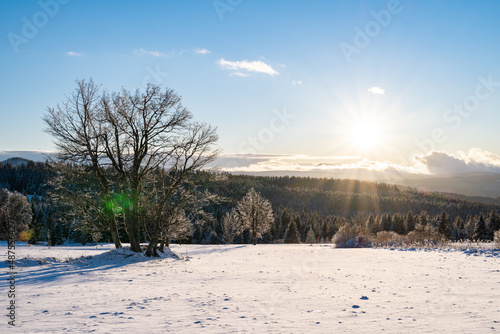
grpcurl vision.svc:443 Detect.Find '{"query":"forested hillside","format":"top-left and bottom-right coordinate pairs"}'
top-left (193, 173), bottom-right (500, 244)
top-left (1, 162), bottom-right (499, 245)
top-left (0, 160), bottom-right (55, 195)
top-left (200, 173), bottom-right (495, 218)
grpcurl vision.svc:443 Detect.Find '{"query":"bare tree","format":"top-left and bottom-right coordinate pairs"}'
top-left (44, 79), bottom-right (218, 253)
top-left (236, 188), bottom-right (274, 245)
top-left (43, 80), bottom-right (122, 249)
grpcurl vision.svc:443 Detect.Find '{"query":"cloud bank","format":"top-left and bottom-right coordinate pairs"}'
top-left (212, 154), bottom-right (422, 176)
top-left (414, 148), bottom-right (500, 174)
top-left (212, 148), bottom-right (500, 177)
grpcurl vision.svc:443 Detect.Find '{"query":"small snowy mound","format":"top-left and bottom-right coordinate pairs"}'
top-left (17, 246), bottom-right (183, 268)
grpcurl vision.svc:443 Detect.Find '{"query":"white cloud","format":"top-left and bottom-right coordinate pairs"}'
top-left (217, 58), bottom-right (279, 76)
top-left (368, 86), bottom-right (386, 95)
top-left (292, 80), bottom-right (303, 86)
top-left (66, 51), bottom-right (82, 57)
top-left (413, 148), bottom-right (500, 175)
top-left (230, 72), bottom-right (250, 77)
top-left (134, 48), bottom-right (167, 57)
top-left (194, 48), bottom-right (211, 54)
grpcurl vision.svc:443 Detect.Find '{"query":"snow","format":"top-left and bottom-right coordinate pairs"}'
top-left (1, 242), bottom-right (499, 333)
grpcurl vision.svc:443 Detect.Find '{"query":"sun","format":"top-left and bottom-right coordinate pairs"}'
top-left (350, 121), bottom-right (381, 151)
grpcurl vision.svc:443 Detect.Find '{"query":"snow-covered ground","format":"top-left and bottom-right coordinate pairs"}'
top-left (1, 242), bottom-right (499, 333)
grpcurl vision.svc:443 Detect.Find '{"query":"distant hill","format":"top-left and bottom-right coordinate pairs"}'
top-left (198, 173), bottom-right (500, 220)
top-left (231, 170), bottom-right (500, 199)
top-left (384, 173), bottom-right (500, 199)
top-left (1, 157), bottom-right (32, 167)
top-left (0, 150), bottom-right (52, 162)
top-left (434, 192), bottom-right (500, 206)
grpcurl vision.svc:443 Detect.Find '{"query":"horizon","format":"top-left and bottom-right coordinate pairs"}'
top-left (2, 1), bottom-right (500, 178)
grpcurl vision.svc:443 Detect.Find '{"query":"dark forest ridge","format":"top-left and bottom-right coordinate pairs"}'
top-left (229, 169), bottom-right (500, 199)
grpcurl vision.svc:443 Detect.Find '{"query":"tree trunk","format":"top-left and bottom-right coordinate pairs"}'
top-left (128, 187), bottom-right (142, 252)
top-left (127, 216), bottom-right (141, 252)
top-left (146, 234), bottom-right (159, 257)
top-left (108, 216), bottom-right (122, 249)
top-left (103, 195), bottom-right (122, 249)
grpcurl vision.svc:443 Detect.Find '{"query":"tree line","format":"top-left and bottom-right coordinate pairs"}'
top-left (2, 163), bottom-right (499, 248)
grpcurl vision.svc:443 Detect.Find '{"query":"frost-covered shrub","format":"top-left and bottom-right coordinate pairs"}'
top-left (344, 237), bottom-right (356, 248)
top-left (354, 234), bottom-right (371, 248)
top-left (374, 231), bottom-right (405, 247)
top-left (332, 224), bottom-right (371, 248)
top-left (494, 230), bottom-right (500, 248)
top-left (406, 224), bottom-right (447, 246)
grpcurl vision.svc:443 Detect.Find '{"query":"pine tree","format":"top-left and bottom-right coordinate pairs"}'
top-left (280, 210), bottom-right (291, 239)
top-left (285, 219), bottom-right (300, 243)
top-left (392, 213), bottom-right (405, 235)
top-left (451, 216), bottom-right (465, 241)
top-left (437, 211), bottom-right (450, 238)
top-left (366, 214), bottom-right (378, 234)
top-left (381, 214), bottom-right (391, 231)
top-left (488, 210), bottom-right (500, 239)
top-left (305, 226), bottom-right (316, 244)
top-left (404, 211), bottom-right (416, 234)
top-left (464, 216), bottom-right (475, 240)
top-left (419, 211), bottom-right (429, 226)
top-left (474, 214), bottom-right (488, 241)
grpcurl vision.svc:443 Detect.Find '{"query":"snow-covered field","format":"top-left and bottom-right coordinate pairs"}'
top-left (1, 242), bottom-right (499, 333)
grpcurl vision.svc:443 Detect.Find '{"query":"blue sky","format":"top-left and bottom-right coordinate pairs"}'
top-left (2, 0), bottom-right (500, 174)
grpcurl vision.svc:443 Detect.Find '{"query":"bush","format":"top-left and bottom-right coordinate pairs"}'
top-left (332, 224), bottom-right (371, 248)
top-left (373, 231), bottom-right (405, 247)
top-left (494, 230), bottom-right (500, 248)
top-left (406, 224), bottom-right (447, 246)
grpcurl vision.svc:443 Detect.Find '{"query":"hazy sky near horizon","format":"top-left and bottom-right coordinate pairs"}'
top-left (2, 0), bottom-right (500, 174)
